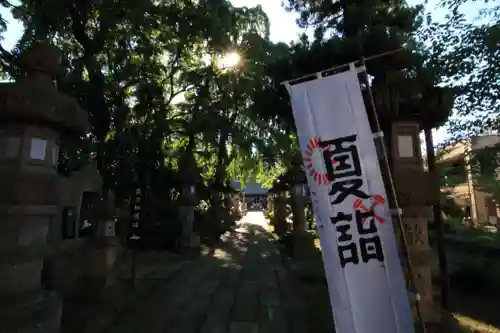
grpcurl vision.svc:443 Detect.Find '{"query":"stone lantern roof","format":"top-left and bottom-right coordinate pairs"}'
top-left (370, 71), bottom-right (454, 130)
top-left (0, 41), bottom-right (90, 135)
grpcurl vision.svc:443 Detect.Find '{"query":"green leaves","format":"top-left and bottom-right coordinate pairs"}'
top-left (419, 0), bottom-right (499, 142)
top-left (470, 143), bottom-right (500, 200)
top-left (0, 0), bottom-right (281, 199)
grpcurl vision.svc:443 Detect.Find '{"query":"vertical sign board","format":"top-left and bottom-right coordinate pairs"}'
top-left (285, 65), bottom-right (414, 333)
top-left (129, 187), bottom-right (142, 245)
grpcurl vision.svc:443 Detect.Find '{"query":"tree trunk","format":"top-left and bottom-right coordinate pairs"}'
top-left (211, 130), bottom-right (229, 237)
top-left (425, 129), bottom-right (449, 309)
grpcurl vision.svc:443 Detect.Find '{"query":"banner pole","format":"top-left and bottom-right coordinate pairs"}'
top-left (357, 56), bottom-right (428, 333)
top-left (281, 48), bottom-right (404, 86)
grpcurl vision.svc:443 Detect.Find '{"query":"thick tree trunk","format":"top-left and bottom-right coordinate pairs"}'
top-left (211, 130), bottom-right (229, 237)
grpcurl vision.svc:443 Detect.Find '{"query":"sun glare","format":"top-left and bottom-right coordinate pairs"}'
top-left (220, 51), bottom-right (240, 69)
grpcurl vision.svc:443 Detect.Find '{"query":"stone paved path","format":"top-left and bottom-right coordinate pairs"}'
top-left (104, 213), bottom-right (309, 333)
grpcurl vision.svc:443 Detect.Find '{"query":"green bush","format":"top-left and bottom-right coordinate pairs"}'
top-left (450, 257), bottom-right (500, 295)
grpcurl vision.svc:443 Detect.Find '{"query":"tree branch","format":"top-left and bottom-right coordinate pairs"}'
top-left (0, 44), bottom-right (13, 65)
top-left (68, 3), bottom-right (91, 52)
top-left (165, 46), bottom-right (183, 105)
top-left (94, 5), bottom-right (116, 52)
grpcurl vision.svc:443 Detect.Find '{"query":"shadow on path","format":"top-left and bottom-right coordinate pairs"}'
top-left (99, 216), bottom-right (309, 333)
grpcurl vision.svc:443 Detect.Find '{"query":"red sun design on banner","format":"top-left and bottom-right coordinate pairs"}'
top-left (354, 194), bottom-right (386, 224)
top-left (303, 137), bottom-right (338, 185)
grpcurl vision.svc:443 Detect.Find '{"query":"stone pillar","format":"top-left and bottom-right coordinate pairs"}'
top-left (290, 154), bottom-right (315, 259)
top-left (241, 193), bottom-right (247, 215)
top-left (82, 191), bottom-right (120, 301)
top-left (233, 194), bottom-right (242, 218)
top-left (291, 184), bottom-right (316, 259)
top-left (391, 121), bottom-right (439, 325)
top-left (179, 186), bottom-right (199, 248)
top-left (222, 191), bottom-right (233, 228)
top-left (117, 199), bottom-right (131, 246)
top-left (179, 151), bottom-right (200, 248)
top-left (291, 184), bottom-right (307, 235)
top-left (273, 192), bottom-right (288, 238)
top-left (208, 185), bottom-right (220, 233)
top-left (0, 42), bottom-right (90, 332)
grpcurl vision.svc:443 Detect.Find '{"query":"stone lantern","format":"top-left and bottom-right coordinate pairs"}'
top-left (178, 150), bottom-right (201, 248)
top-left (83, 190), bottom-right (120, 300)
top-left (230, 188), bottom-right (244, 219)
top-left (269, 176), bottom-right (289, 238)
top-left (369, 66), bottom-right (453, 328)
top-left (265, 190), bottom-right (274, 218)
top-left (290, 153), bottom-right (307, 229)
top-left (0, 42), bottom-right (90, 332)
top-left (289, 152), bottom-right (315, 259)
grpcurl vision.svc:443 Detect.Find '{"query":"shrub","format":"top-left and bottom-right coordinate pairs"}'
top-left (450, 257), bottom-right (500, 295)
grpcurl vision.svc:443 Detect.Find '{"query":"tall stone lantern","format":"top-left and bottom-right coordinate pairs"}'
top-left (0, 42), bottom-right (90, 332)
top-left (370, 68), bottom-right (453, 329)
top-left (289, 152), bottom-right (314, 259)
top-left (83, 190), bottom-right (120, 301)
top-left (269, 177), bottom-right (288, 238)
top-left (178, 150), bottom-right (201, 248)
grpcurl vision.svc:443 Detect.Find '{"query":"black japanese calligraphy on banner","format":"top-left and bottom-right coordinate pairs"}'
top-left (355, 209), bottom-right (385, 264)
top-left (331, 212), bottom-right (359, 266)
top-left (329, 179), bottom-right (370, 205)
top-left (320, 135), bottom-right (362, 180)
top-left (319, 134), bottom-right (385, 268)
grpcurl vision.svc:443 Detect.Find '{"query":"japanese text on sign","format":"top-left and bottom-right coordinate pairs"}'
top-left (130, 188), bottom-right (141, 241)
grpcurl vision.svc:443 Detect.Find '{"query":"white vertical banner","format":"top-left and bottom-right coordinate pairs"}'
top-left (285, 65), bottom-right (414, 333)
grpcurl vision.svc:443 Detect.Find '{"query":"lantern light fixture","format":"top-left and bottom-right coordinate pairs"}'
top-left (29, 138), bottom-right (47, 161)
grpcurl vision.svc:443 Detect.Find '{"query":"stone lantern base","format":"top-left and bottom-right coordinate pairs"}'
top-left (0, 290), bottom-right (62, 333)
top-left (289, 233), bottom-right (326, 283)
top-left (293, 232), bottom-right (318, 260)
top-left (178, 205), bottom-right (199, 248)
top-left (273, 216), bottom-right (288, 238)
top-left (82, 236), bottom-right (121, 301)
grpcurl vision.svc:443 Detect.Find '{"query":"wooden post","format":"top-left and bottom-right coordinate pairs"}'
top-left (425, 128), bottom-right (449, 309)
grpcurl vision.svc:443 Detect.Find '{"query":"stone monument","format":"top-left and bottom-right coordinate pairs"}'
top-left (0, 41), bottom-right (90, 332)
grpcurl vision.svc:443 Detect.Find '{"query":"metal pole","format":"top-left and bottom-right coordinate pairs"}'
top-left (281, 48), bottom-right (404, 86)
top-left (425, 128), bottom-right (449, 309)
top-left (357, 57), bottom-right (427, 333)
